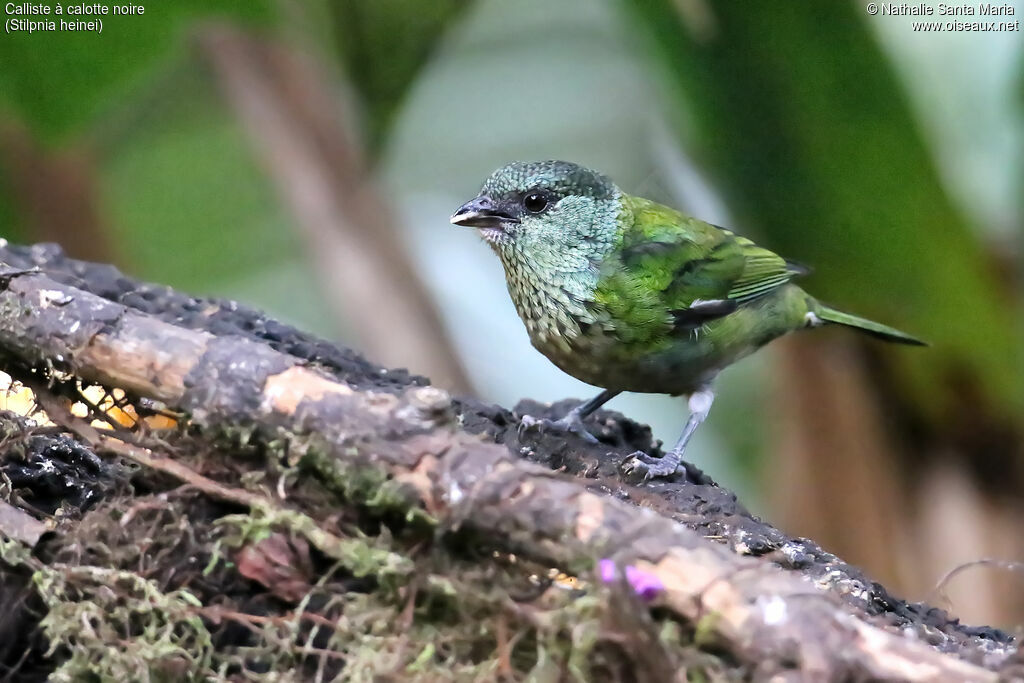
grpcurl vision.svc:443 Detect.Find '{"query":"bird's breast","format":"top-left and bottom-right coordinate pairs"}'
top-left (503, 266), bottom-right (593, 351)
top-left (497, 252), bottom-right (727, 393)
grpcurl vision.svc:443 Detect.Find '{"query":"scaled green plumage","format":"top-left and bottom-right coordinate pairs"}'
top-left (452, 160), bottom-right (923, 480)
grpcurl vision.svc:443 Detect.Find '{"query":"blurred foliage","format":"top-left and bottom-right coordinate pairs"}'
top-left (626, 0), bottom-right (1023, 421)
top-left (100, 69), bottom-right (300, 290)
top-left (0, 2), bottom-right (342, 336)
top-left (0, 1), bottom-right (275, 142)
top-left (327, 0), bottom-right (469, 153)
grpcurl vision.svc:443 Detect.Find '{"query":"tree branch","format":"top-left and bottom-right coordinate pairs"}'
top-left (0, 242), bottom-right (1017, 680)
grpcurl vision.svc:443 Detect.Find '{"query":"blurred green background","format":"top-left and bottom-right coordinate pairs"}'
top-left (1, 0), bottom-right (1021, 626)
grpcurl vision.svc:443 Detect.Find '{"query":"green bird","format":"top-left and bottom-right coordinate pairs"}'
top-left (451, 161), bottom-right (924, 480)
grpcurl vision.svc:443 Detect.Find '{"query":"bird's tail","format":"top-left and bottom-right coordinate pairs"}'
top-left (813, 303), bottom-right (927, 346)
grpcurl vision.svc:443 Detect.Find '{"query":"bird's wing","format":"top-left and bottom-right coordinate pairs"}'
top-left (596, 196), bottom-right (801, 334)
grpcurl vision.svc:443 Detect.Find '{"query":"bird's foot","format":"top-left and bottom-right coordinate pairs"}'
top-left (518, 412), bottom-right (599, 444)
top-left (620, 450), bottom-right (685, 483)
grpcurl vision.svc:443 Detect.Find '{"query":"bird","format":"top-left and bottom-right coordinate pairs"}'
top-left (450, 160), bottom-right (925, 481)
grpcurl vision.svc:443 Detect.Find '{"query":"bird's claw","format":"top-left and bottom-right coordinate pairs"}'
top-left (518, 413), bottom-right (600, 444)
top-left (620, 450), bottom-right (685, 483)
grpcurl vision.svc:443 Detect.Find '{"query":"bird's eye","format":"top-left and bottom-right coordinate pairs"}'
top-left (523, 192), bottom-right (549, 213)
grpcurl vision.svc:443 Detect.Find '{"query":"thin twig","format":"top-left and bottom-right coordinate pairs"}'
top-left (931, 559), bottom-right (1024, 604)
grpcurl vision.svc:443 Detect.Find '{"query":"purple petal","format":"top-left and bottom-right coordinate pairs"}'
top-left (625, 564), bottom-right (664, 601)
top-left (597, 558), bottom-right (618, 583)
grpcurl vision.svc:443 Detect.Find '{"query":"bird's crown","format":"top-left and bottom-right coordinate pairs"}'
top-left (481, 160), bottom-right (615, 200)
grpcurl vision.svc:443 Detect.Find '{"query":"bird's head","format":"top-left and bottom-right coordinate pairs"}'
top-left (451, 161), bottom-right (622, 262)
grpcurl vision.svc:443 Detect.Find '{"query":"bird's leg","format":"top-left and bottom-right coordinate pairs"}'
top-left (519, 389), bottom-right (620, 444)
top-left (622, 387), bottom-right (715, 481)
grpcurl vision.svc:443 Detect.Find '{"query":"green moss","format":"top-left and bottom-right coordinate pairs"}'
top-left (33, 564), bottom-right (214, 682)
top-left (297, 443), bottom-right (438, 528)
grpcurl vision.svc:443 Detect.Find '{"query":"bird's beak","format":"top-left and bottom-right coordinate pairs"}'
top-left (450, 196), bottom-right (517, 229)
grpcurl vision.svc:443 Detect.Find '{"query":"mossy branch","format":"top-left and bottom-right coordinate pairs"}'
top-left (0, 244), bottom-right (1017, 681)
